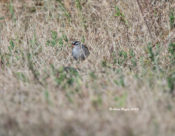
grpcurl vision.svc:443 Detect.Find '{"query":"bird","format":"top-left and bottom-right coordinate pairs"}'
top-left (72, 41), bottom-right (90, 61)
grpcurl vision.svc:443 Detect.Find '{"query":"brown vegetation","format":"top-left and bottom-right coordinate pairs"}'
top-left (0, 0), bottom-right (175, 136)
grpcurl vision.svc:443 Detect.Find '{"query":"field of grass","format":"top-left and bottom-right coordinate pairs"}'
top-left (0, 0), bottom-right (175, 136)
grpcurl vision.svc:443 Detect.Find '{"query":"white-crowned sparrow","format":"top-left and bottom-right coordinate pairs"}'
top-left (72, 41), bottom-right (90, 60)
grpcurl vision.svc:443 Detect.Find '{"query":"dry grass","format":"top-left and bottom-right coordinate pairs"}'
top-left (0, 0), bottom-right (175, 136)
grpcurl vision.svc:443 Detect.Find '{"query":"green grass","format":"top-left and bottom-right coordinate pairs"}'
top-left (169, 10), bottom-right (175, 29)
top-left (47, 31), bottom-right (68, 47)
top-left (9, 0), bottom-right (15, 19)
top-left (115, 6), bottom-right (128, 25)
top-left (168, 42), bottom-right (175, 65)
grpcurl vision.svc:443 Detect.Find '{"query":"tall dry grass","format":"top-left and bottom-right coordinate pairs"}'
top-left (0, 0), bottom-right (175, 136)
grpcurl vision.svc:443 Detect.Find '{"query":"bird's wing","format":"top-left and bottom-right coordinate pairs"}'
top-left (82, 45), bottom-right (90, 55)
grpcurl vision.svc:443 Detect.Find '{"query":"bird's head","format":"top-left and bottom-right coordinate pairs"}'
top-left (72, 41), bottom-right (81, 47)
